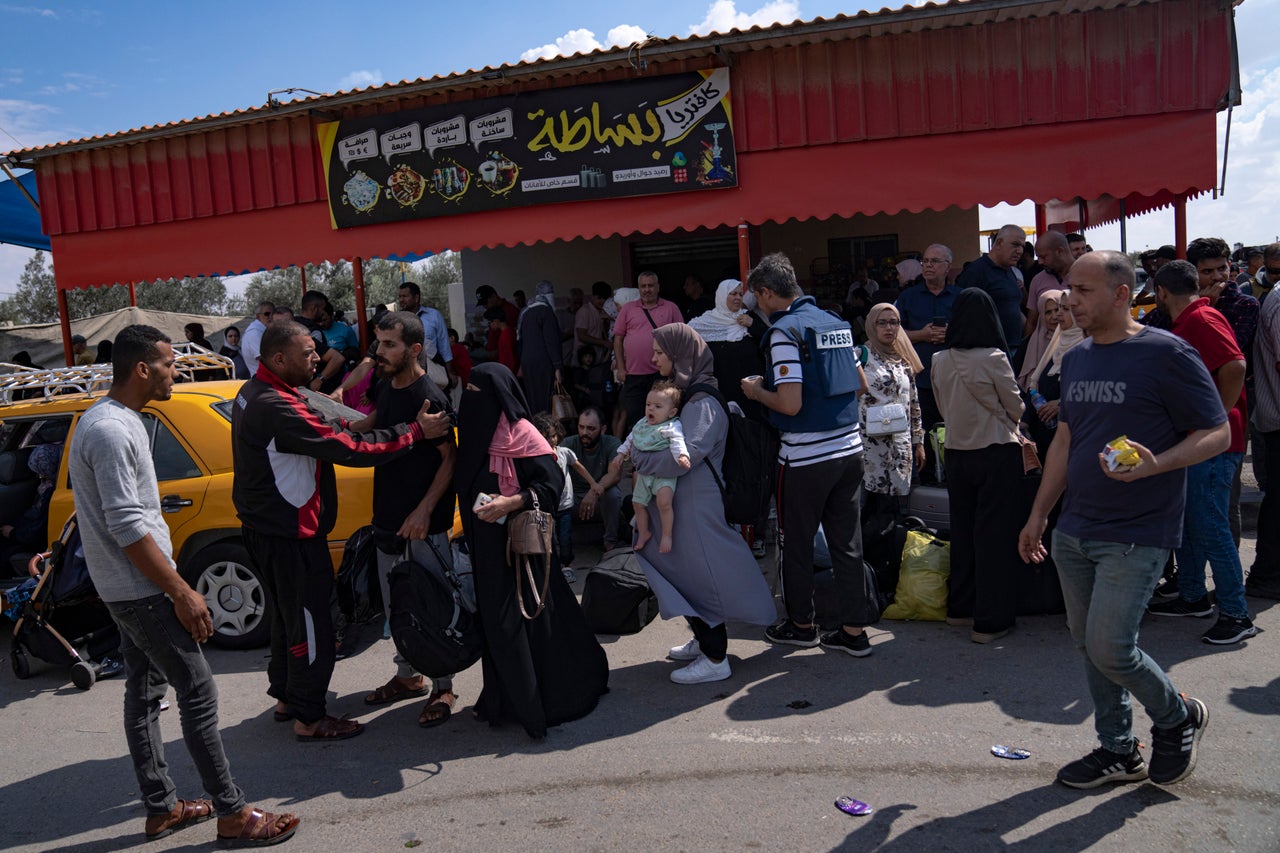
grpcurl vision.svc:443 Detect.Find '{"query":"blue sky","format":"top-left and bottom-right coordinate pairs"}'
top-left (2, 0), bottom-right (1278, 297)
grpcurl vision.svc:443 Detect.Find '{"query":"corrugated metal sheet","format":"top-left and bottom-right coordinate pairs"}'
top-left (28, 0), bottom-right (1233, 245)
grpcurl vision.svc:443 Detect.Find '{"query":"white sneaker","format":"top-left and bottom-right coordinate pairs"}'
top-left (670, 654), bottom-right (731, 684)
top-left (668, 638), bottom-right (701, 661)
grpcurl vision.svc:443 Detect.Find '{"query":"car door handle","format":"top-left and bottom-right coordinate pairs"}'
top-left (160, 495), bottom-right (194, 513)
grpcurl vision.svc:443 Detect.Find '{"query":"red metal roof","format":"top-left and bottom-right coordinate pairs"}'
top-left (12, 0), bottom-right (1237, 288)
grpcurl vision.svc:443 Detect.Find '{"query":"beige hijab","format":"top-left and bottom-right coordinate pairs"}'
top-left (1018, 289), bottom-right (1063, 390)
top-left (865, 303), bottom-right (923, 375)
top-left (1027, 303), bottom-right (1086, 390)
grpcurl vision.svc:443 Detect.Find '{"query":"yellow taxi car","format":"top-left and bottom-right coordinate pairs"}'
top-left (0, 349), bottom-right (453, 650)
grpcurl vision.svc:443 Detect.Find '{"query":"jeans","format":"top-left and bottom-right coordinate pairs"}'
top-left (105, 594), bottom-right (247, 818)
top-left (1052, 531), bottom-right (1188, 754)
top-left (375, 533), bottom-right (454, 689)
top-left (554, 510), bottom-right (574, 566)
top-left (1177, 452), bottom-right (1248, 619)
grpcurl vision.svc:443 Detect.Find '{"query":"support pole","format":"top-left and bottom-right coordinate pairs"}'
top-left (128, 281), bottom-right (137, 307)
top-left (57, 287), bottom-right (73, 366)
top-left (353, 257), bottom-right (368, 353)
top-left (1034, 203), bottom-right (1047, 238)
top-left (1119, 199), bottom-right (1128, 254)
top-left (737, 222), bottom-right (751, 287)
top-left (300, 265), bottom-right (307, 295)
top-left (1174, 196), bottom-right (1188, 259)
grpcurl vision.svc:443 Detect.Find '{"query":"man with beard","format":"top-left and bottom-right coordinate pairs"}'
top-left (347, 313), bottom-right (460, 726)
top-left (561, 407), bottom-right (623, 556)
top-left (232, 321), bottom-right (450, 741)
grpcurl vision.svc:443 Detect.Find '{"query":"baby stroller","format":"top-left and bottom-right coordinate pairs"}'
top-left (9, 515), bottom-right (121, 689)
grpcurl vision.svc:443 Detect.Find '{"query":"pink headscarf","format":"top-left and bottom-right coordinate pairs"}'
top-left (488, 414), bottom-right (553, 497)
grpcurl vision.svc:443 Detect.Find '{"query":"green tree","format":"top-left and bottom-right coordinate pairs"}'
top-left (2, 250), bottom-right (58, 323)
top-left (136, 276), bottom-right (229, 315)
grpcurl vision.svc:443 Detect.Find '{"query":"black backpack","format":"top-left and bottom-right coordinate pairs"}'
top-left (388, 540), bottom-right (482, 678)
top-left (580, 547), bottom-right (658, 635)
top-left (684, 383), bottom-right (779, 526)
top-left (335, 526), bottom-right (382, 625)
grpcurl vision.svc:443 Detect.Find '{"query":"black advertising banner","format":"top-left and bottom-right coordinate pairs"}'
top-left (317, 69), bottom-right (736, 229)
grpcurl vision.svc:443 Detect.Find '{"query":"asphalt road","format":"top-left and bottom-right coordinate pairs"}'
top-left (2, 497), bottom-right (1277, 852)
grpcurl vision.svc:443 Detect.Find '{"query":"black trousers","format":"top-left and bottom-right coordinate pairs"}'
top-left (687, 617), bottom-right (728, 661)
top-left (242, 528), bottom-right (335, 725)
top-left (945, 444), bottom-right (1022, 634)
top-left (621, 373), bottom-right (658, 435)
top-left (1250, 428), bottom-right (1280, 589)
top-left (778, 453), bottom-right (874, 628)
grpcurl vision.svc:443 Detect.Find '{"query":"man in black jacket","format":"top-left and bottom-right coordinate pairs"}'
top-left (231, 321), bottom-right (450, 742)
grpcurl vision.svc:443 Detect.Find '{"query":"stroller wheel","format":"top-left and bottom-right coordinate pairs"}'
top-left (70, 660), bottom-right (96, 690)
top-left (11, 650), bottom-right (30, 679)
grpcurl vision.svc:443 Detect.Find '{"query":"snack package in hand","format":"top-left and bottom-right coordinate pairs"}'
top-left (1102, 436), bottom-right (1141, 472)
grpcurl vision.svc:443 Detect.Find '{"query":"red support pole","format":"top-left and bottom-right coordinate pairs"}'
top-left (300, 265), bottom-right (307, 295)
top-left (353, 257), bottom-right (368, 353)
top-left (737, 222), bottom-right (751, 286)
top-left (57, 287), bottom-right (73, 366)
top-left (1034, 203), bottom-right (1047, 238)
top-left (1174, 195), bottom-right (1188, 259)
top-left (128, 281), bottom-right (137, 307)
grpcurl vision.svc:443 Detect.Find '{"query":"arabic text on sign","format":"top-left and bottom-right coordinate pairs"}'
top-left (612, 166), bottom-right (671, 183)
top-left (526, 102), bottom-right (662, 154)
top-left (521, 175), bottom-right (582, 192)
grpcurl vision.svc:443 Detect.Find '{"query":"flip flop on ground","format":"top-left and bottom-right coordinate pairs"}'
top-left (363, 676), bottom-right (429, 706)
top-left (216, 807), bottom-right (300, 849)
top-left (294, 716), bottom-right (364, 742)
top-left (419, 689), bottom-right (457, 728)
top-left (144, 798), bottom-right (214, 840)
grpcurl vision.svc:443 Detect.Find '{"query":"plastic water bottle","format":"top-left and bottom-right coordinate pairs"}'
top-left (1029, 389), bottom-right (1056, 428)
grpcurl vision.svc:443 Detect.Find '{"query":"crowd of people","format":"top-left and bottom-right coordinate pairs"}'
top-left (57, 231), bottom-right (1279, 843)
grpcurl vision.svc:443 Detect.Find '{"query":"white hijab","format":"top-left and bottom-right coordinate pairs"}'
top-left (688, 279), bottom-right (749, 342)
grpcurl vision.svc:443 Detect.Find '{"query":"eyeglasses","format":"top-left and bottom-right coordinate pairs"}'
top-left (874, 319), bottom-right (901, 328)
top-left (921, 258), bottom-right (949, 265)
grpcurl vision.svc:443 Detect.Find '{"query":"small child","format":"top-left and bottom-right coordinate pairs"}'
top-left (575, 345), bottom-right (605, 410)
top-left (532, 413), bottom-right (601, 583)
top-left (609, 381), bottom-right (690, 554)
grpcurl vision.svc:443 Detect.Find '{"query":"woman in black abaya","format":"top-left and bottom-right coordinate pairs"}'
top-left (455, 363), bottom-right (608, 738)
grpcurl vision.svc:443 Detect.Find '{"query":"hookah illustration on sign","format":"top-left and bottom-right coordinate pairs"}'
top-left (700, 122), bottom-right (733, 184)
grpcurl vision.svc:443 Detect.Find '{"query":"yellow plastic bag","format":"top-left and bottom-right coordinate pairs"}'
top-left (882, 528), bottom-right (950, 621)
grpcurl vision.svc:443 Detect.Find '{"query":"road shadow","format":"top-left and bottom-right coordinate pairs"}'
top-left (834, 781), bottom-right (1178, 852)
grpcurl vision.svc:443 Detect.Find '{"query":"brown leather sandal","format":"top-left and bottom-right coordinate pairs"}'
top-left (295, 715), bottom-right (364, 742)
top-left (418, 689), bottom-right (458, 728)
top-left (145, 797), bottom-right (214, 840)
top-left (364, 676), bottom-right (429, 706)
top-left (216, 807), bottom-right (300, 849)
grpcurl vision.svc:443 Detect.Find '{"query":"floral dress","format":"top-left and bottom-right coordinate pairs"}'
top-left (858, 349), bottom-right (924, 496)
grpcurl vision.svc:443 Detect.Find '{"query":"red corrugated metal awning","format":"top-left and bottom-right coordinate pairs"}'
top-left (44, 110), bottom-right (1216, 289)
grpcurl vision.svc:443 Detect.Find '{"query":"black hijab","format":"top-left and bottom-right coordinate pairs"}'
top-left (455, 362), bottom-right (533, 499)
top-left (944, 287), bottom-right (1009, 352)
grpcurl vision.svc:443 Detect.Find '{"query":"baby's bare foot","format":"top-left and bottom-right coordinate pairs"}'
top-left (659, 535), bottom-right (673, 553)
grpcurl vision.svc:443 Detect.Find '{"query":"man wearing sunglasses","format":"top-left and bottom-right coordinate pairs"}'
top-left (241, 300), bottom-right (275, 379)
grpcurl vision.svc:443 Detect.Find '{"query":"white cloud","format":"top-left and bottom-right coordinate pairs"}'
top-left (688, 0), bottom-right (800, 36)
top-left (0, 98), bottom-right (75, 150)
top-left (338, 69), bottom-right (383, 91)
top-left (606, 24), bottom-right (650, 48)
top-left (0, 245), bottom-right (37, 299)
top-left (0, 5), bottom-right (56, 17)
top-left (519, 23), bottom-right (652, 63)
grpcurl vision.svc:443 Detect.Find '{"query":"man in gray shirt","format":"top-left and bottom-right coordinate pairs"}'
top-left (68, 325), bottom-right (298, 847)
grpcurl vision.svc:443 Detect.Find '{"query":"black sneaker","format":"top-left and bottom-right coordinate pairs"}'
top-left (1147, 596), bottom-right (1214, 618)
top-left (819, 629), bottom-right (872, 657)
top-left (1201, 615), bottom-right (1259, 645)
top-left (1150, 574), bottom-right (1181, 602)
top-left (1148, 695), bottom-right (1208, 785)
top-left (1056, 746), bottom-right (1148, 789)
top-left (764, 619), bottom-right (819, 648)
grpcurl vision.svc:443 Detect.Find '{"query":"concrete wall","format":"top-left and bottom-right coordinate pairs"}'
top-left (459, 207), bottom-right (980, 300)
top-left (460, 236), bottom-right (623, 302)
top-left (759, 207), bottom-right (980, 289)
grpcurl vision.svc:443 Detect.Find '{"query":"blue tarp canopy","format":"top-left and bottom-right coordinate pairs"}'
top-left (0, 171), bottom-right (49, 251)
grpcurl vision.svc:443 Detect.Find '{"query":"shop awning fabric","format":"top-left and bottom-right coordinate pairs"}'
top-left (0, 172), bottom-right (48, 251)
top-left (42, 109), bottom-right (1216, 290)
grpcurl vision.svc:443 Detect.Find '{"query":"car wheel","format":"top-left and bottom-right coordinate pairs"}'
top-left (11, 650), bottom-right (30, 679)
top-left (185, 542), bottom-right (272, 649)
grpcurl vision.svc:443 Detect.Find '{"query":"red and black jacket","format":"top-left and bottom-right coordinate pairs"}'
top-left (231, 366), bottom-right (423, 540)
